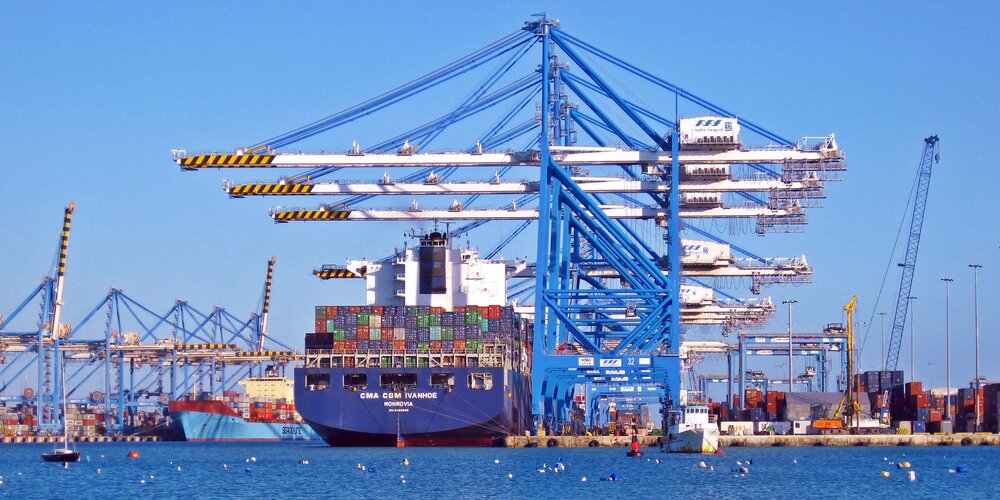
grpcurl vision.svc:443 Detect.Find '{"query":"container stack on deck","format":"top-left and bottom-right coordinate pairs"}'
top-left (307, 305), bottom-right (519, 356)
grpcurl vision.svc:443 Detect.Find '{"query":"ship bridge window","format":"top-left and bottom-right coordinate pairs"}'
top-left (305, 373), bottom-right (330, 391)
top-left (430, 373), bottom-right (455, 391)
top-left (381, 373), bottom-right (418, 391)
top-left (343, 373), bottom-right (367, 391)
top-left (467, 372), bottom-right (493, 391)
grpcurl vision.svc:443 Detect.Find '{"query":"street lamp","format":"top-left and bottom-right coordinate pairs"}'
top-left (969, 264), bottom-right (982, 431)
top-left (782, 299), bottom-right (797, 393)
top-left (908, 296), bottom-right (917, 383)
top-left (942, 278), bottom-right (953, 422)
top-left (878, 312), bottom-right (887, 371)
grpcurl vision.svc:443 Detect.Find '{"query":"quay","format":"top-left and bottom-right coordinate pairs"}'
top-left (0, 435), bottom-right (160, 444)
top-left (503, 433), bottom-right (999, 448)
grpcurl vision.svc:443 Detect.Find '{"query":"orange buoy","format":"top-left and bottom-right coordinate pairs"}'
top-left (127, 451), bottom-right (140, 459)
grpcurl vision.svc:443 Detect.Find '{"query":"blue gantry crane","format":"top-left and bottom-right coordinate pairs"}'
top-left (884, 136), bottom-right (939, 371)
top-left (171, 15), bottom-right (846, 432)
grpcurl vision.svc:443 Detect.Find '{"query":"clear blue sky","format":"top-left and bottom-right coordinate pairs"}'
top-left (1, 2), bottom-right (996, 394)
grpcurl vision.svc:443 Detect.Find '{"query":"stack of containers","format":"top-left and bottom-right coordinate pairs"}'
top-left (956, 387), bottom-right (985, 432)
top-left (309, 305), bottom-right (519, 359)
top-left (743, 388), bottom-right (763, 411)
top-left (765, 391), bottom-right (786, 420)
top-left (984, 383), bottom-right (1000, 433)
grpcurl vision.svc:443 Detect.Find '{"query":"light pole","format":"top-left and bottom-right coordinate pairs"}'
top-left (969, 264), bottom-right (982, 431)
top-left (878, 312), bottom-right (887, 371)
top-left (908, 296), bottom-right (917, 382)
top-left (783, 299), bottom-right (797, 393)
top-left (942, 278), bottom-right (953, 422)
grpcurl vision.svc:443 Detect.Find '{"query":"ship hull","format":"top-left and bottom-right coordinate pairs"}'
top-left (664, 427), bottom-right (720, 453)
top-left (171, 402), bottom-right (319, 442)
top-left (295, 366), bottom-right (530, 447)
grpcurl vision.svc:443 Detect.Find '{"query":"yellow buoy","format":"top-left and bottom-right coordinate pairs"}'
top-left (880, 471), bottom-right (890, 477)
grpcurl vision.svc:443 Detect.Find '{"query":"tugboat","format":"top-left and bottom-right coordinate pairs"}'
top-left (662, 405), bottom-right (719, 454)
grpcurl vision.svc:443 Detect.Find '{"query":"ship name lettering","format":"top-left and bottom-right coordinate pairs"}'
top-left (359, 392), bottom-right (380, 399)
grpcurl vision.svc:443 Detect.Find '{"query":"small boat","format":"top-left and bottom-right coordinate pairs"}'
top-left (662, 405), bottom-right (720, 454)
top-left (42, 448), bottom-right (80, 463)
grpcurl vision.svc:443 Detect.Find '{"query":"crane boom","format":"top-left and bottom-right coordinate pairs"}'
top-left (257, 256), bottom-right (276, 351)
top-left (884, 136), bottom-right (939, 370)
top-left (49, 202), bottom-right (76, 339)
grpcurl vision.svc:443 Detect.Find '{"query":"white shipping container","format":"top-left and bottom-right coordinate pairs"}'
top-left (679, 117), bottom-right (741, 146)
top-left (680, 240), bottom-right (731, 266)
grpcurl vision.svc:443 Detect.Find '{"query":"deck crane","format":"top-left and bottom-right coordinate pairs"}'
top-left (884, 136), bottom-right (939, 371)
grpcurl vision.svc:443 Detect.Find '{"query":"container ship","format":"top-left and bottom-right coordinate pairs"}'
top-left (168, 373), bottom-right (319, 441)
top-left (294, 231), bottom-right (533, 446)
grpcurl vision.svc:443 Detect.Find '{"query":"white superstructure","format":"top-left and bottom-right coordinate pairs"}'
top-left (354, 231), bottom-right (515, 310)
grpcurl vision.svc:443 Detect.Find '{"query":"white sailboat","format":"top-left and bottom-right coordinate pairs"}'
top-left (42, 358), bottom-right (80, 463)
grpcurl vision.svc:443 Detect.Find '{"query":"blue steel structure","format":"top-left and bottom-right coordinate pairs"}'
top-left (884, 136), bottom-right (939, 371)
top-left (1, 209), bottom-right (294, 436)
top-left (171, 16), bottom-right (844, 431)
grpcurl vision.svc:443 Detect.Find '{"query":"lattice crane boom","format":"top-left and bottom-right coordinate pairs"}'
top-left (884, 136), bottom-right (939, 370)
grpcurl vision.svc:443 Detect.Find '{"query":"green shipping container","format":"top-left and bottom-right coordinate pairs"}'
top-left (404, 357), bottom-right (417, 368)
top-left (429, 315), bottom-right (441, 327)
top-left (442, 326), bottom-right (454, 340)
top-left (417, 358), bottom-right (429, 367)
top-left (332, 329), bottom-right (346, 341)
top-left (356, 313), bottom-right (369, 326)
top-left (370, 328), bottom-right (381, 340)
top-left (417, 341), bottom-right (430, 351)
top-left (417, 316), bottom-right (429, 328)
top-left (380, 357), bottom-right (392, 368)
top-left (315, 306), bottom-right (327, 320)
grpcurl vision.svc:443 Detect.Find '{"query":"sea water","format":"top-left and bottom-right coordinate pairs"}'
top-left (0, 442), bottom-right (997, 499)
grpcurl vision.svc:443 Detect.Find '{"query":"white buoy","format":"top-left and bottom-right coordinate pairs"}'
top-left (97, 469), bottom-right (101, 474)
top-left (223, 464), bottom-right (228, 469)
top-left (581, 477), bottom-right (587, 482)
top-left (698, 461), bottom-right (707, 468)
top-left (139, 480), bottom-right (145, 484)
top-left (507, 473), bottom-right (513, 479)
top-left (177, 466), bottom-right (182, 471)
top-left (908, 471), bottom-right (916, 482)
top-left (493, 459), bottom-right (500, 464)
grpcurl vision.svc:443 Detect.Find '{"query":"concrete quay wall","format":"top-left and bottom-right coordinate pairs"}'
top-left (503, 433), bottom-right (999, 448)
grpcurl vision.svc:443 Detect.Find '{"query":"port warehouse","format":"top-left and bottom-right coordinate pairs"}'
top-left (1, 17), bottom-right (996, 441)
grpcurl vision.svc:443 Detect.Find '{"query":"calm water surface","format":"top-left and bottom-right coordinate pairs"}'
top-left (0, 442), bottom-right (996, 499)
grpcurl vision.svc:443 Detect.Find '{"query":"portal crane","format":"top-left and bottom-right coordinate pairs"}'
top-left (885, 136), bottom-right (939, 370)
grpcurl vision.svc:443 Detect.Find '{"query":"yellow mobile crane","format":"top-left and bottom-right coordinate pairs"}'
top-left (812, 295), bottom-right (860, 432)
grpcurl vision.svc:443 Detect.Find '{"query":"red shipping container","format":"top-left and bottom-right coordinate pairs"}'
top-left (430, 306), bottom-right (445, 314)
top-left (333, 340), bottom-right (345, 351)
top-left (348, 306), bottom-right (361, 314)
top-left (358, 326), bottom-right (370, 336)
top-left (326, 306), bottom-right (338, 317)
top-left (929, 409), bottom-right (942, 423)
top-left (373, 306), bottom-right (384, 315)
top-left (429, 340), bottom-right (442, 353)
top-left (345, 340), bottom-right (357, 351)
top-left (454, 339), bottom-right (466, 352)
top-left (315, 320), bottom-right (327, 333)
top-left (454, 306), bottom-right (466, 313)
top-left (344, 357), bottom-right (356, 368)
top-left (905, 381), bottom-right (923, 396)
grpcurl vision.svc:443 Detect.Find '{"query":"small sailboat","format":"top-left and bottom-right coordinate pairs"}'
top-left (42, 357), bottom-right (80, 463)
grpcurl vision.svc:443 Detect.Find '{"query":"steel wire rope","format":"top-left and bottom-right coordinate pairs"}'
top-left (856, 163), bottom-right (921, 364)
top-left (256, 31), bottom-right (533, 149)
